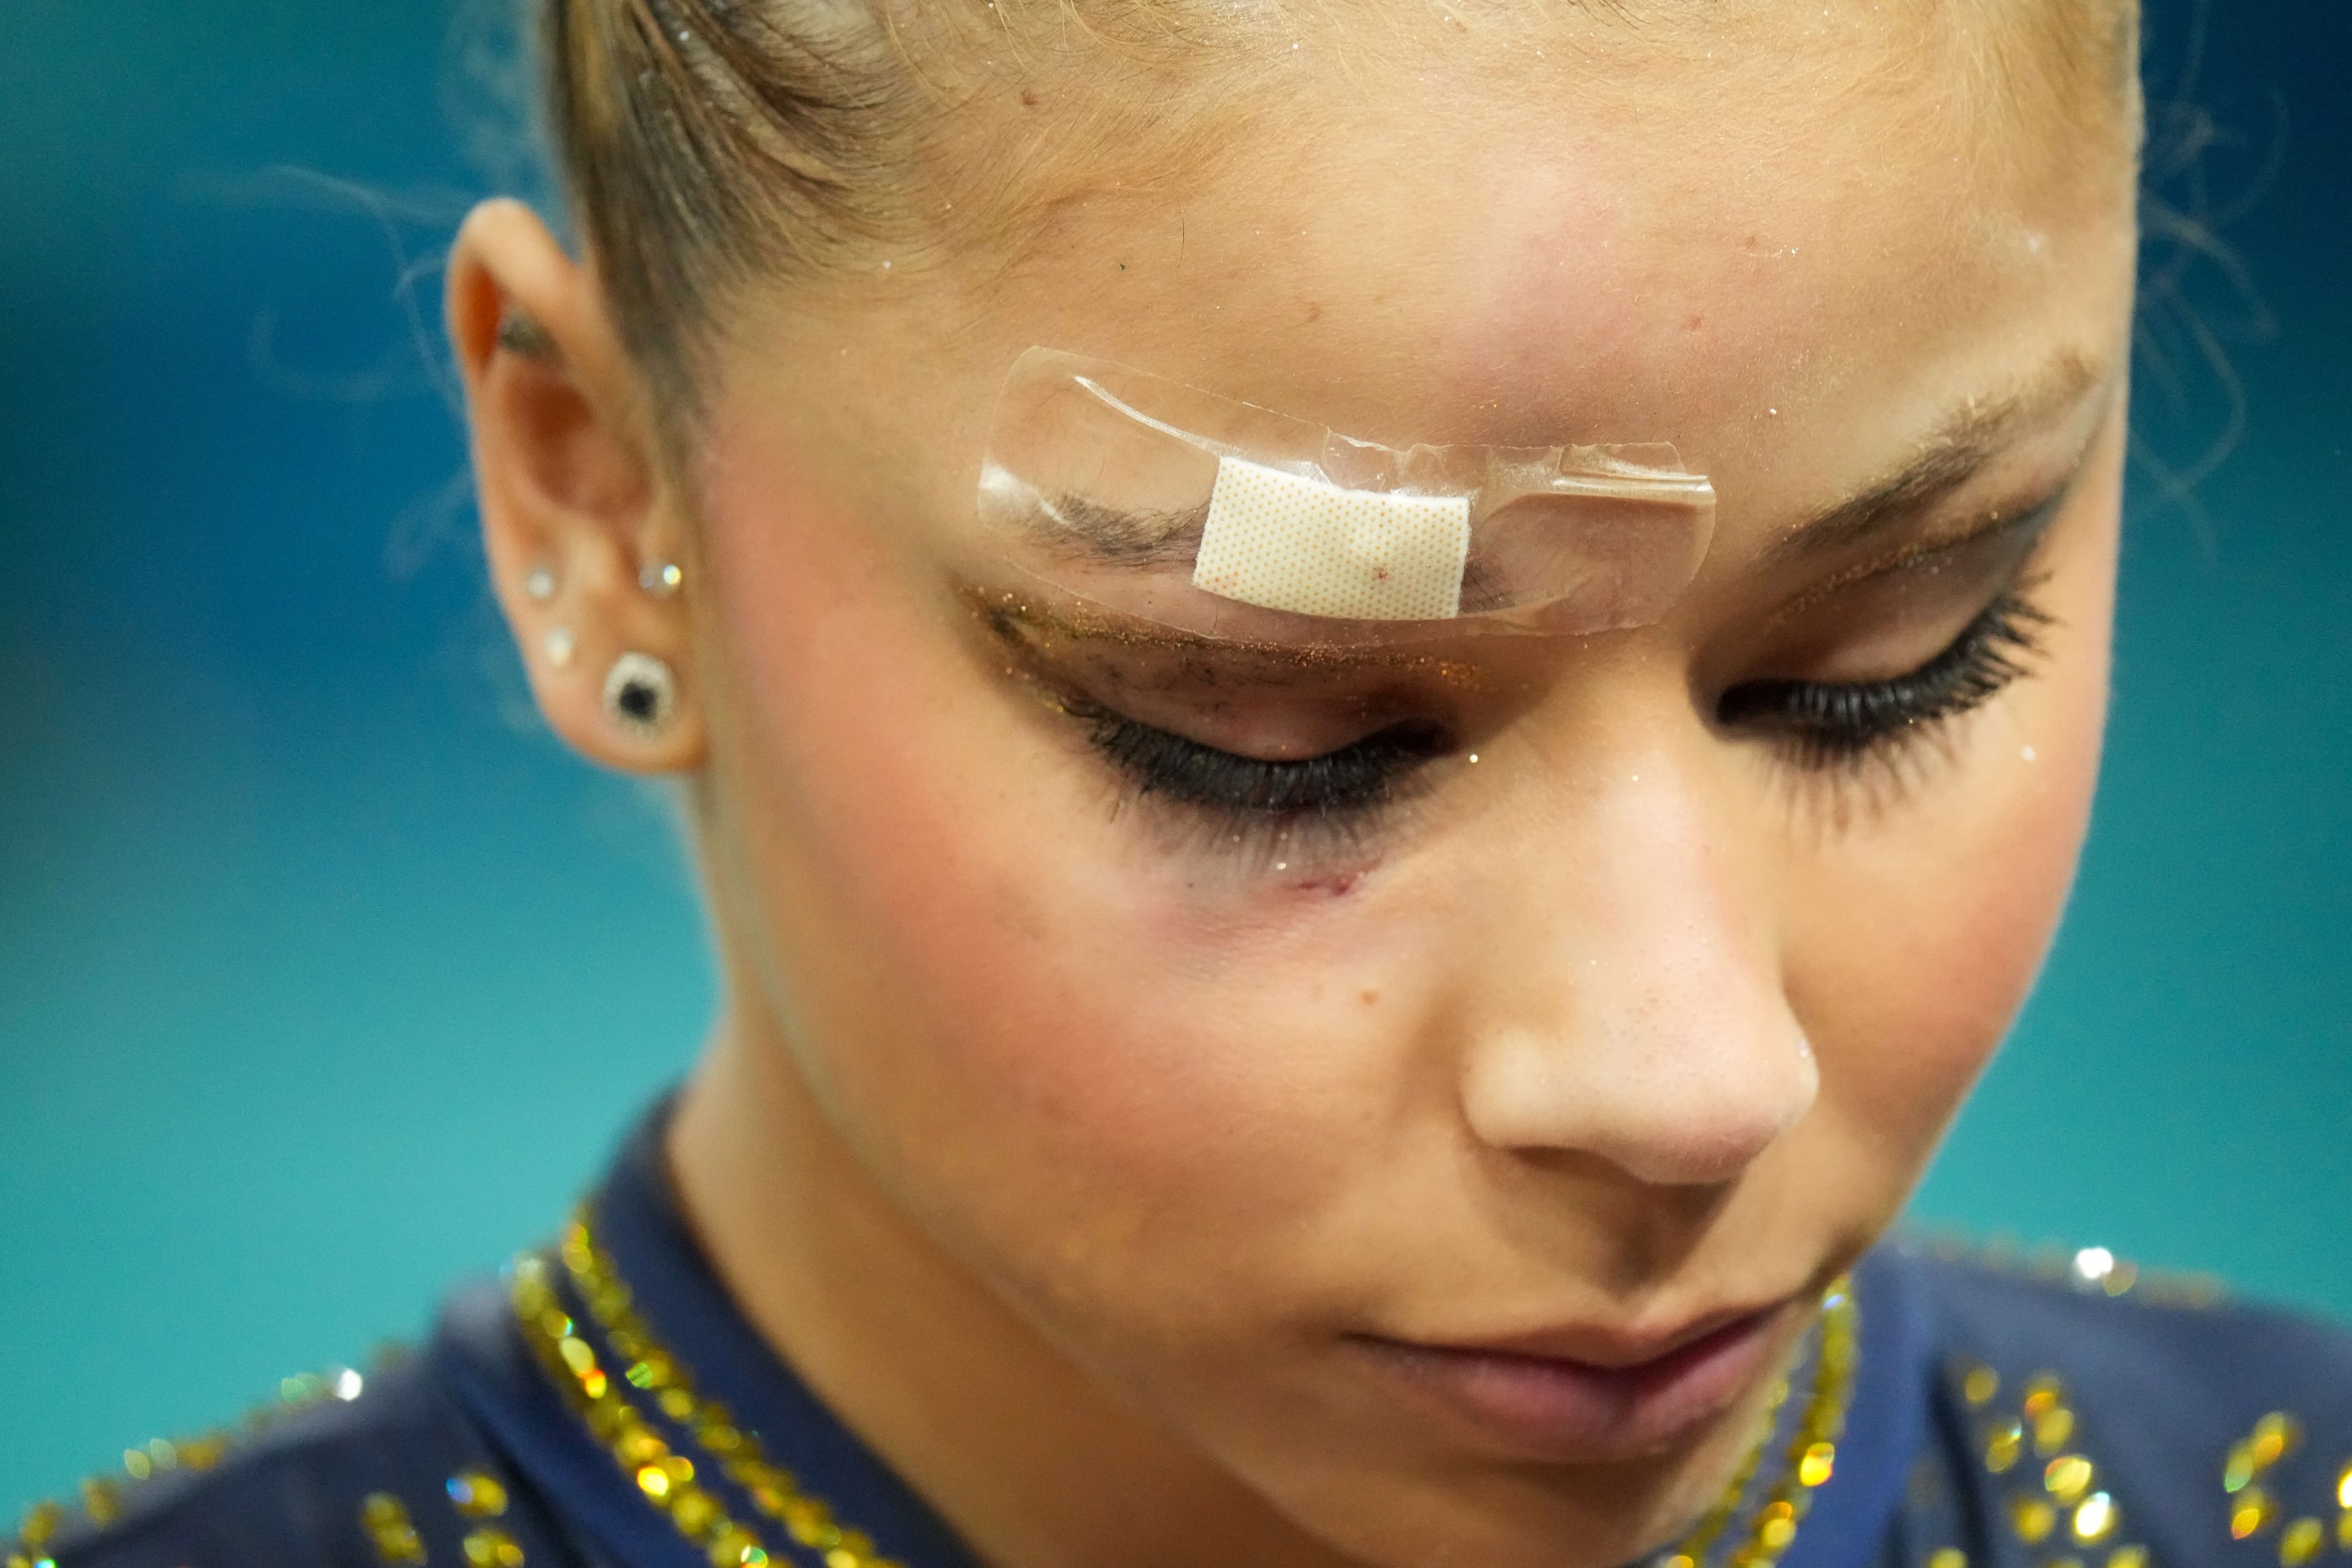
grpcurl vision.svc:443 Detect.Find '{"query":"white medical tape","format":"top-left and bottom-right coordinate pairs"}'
top-left (1191, 458), bottom-right (1472, 622)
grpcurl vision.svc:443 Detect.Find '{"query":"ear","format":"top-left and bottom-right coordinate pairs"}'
top-left (448, 198), bottom-right (706, 774)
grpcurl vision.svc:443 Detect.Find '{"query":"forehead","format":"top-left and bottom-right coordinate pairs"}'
top-left (1087, 43), bottom-right (2115, 374)
top-left (731, 8), bottom-right (2137, 531)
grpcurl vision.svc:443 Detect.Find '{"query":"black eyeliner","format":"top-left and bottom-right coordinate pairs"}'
top-left (1717, 584), bottom-right (2054, 765)
top-left (1070, 700), bottom-right (1454, 818)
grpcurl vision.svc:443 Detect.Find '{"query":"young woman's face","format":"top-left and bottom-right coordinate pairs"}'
top-left (673, 16), bottom-right (2138, 1567)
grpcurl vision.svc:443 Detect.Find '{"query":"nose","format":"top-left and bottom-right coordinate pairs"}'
top-left (1455, 741), bottom-right (1818, 1188)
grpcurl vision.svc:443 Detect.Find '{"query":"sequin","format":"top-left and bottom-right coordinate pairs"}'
top-left (448, 1473), bottom-right (509, 1520)
top-left (78, 1479), bottom-right (119, 1529)
top-left (362, 1494), bottom-right (428, 1565)
top-left (463, 1527), bottom-right (525, 1568)
top-left (2012, 1498), bottom-right (2059, 1544)
top-left (671, 1488), bottom-right (721, 1539)
top-left (2252, 1415), bottom-right (2300, 1469)
top-left (1799, 1444), bottom-right (1837, 1488)
top-left (2233, 1486), bottom-right (2279, 1540)
top-left (2073, 1494), bottom-right (2119, 1544)
top-left (2047, 1457), bottom-right (2097, 1504)
top-left (19, 1502), bottom-right (64, 1550)
top-left (708, 1528), bottom-right (762, 1568)
top-left (2279, 1518), bottom-right (2324, 1568)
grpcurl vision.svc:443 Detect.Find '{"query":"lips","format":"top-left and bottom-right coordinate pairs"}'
top-left (1349, 1301), bottom-right (1794, 1464)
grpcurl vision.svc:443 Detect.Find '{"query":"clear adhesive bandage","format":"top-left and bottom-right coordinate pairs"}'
top-left (971, 348), bottom-right (1716, 645)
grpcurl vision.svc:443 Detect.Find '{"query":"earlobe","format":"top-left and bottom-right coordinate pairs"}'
top-left (448, 199), bottom-right (707, 776)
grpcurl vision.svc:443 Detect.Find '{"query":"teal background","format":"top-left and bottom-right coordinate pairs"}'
top-left (2, 0), bottom-right (2344, 1525)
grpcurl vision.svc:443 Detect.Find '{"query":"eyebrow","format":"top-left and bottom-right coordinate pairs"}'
top-left (1026, 494), bottom-right (1207, 567)
top-left (1759, 351), bottom-right (2113, 568)
top-left (1027, 491), bottom-right (1515, 610)
top-left (1020, 350), bottom-right (2112, 575)
top-left (959, 579), bottom-right (1490, 675)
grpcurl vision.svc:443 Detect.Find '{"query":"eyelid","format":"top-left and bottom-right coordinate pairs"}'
top-left (969, 580), bottom-right (1441, 670)
top-left (1758, 480), bottom-right (2074, 634)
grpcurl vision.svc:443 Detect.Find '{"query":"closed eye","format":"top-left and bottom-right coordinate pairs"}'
top-left (1074, 703), bottom-right (1456, 818)
top-left (1717, 586), bottom-right (2052, 766)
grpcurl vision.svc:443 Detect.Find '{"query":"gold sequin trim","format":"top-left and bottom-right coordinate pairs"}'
top-left (3, 1361), bottom-right (375, 1567)
top-left (463, 1525), bottom-right (527, 1567)
top-left (558, 1212), bottom-right (913, 1568)
top-left (8, 1500), bottom-right (67, 1568)
top-left (1658, 1279), bottom-right (1859, 1568)
top-left (1656, 1374), bottom-right (1796, 1568)
top-left (2278, 1517), bottom-right (2324, 1568)
top-left (518, 1230), bottom-right (906, 1568)
top-left (363, 1492), bottom-right (430, 1565)
top-left (448, 1471), bottom-right (512, 1520)
top-left (1954, 1365), bottom-right (2153, 1568)
top-left (2216, 1411), bottom-right (2350, 1560)
top-left (2228, 1414), bottom-right (2303, 1500)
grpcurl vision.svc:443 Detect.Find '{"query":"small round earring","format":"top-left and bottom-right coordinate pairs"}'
top-left (544, 628), bottom-right (578, 670)
top-left (524, 564), bottom-right (558, 603)
top-left (604, 652), bottom-right (677, 740)
top-left (639, 559), bottom-right (685, 598)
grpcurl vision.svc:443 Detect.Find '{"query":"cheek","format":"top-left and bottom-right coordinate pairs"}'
top-left (1790, 496), bottom-right (2117, 1166)
top-left (697, 443), bottom-right (1418, 1272)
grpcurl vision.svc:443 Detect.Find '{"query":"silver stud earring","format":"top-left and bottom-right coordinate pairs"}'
top-left (544, 628), bottom-right (578, 670)
top-left (604, 652), bottom-right (677, 740)
top-left (639, 559), bottom-right (684, 598)
top-left (524, 564), bottom-right (557, 603)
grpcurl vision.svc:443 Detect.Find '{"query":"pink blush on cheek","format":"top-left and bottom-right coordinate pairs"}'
top-left (1792, 524), bottom-right (2116, 1157)
top-left (695, 434), bottom-right (1403, 1191)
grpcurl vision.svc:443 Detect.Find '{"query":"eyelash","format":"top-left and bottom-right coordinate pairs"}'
top-left (1076, 707), bottom-right (1454, 819)
top-left (1074, 584), bottom-right (2052, 833)
top-left (1715, 586), bottom-right (2053, 765)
